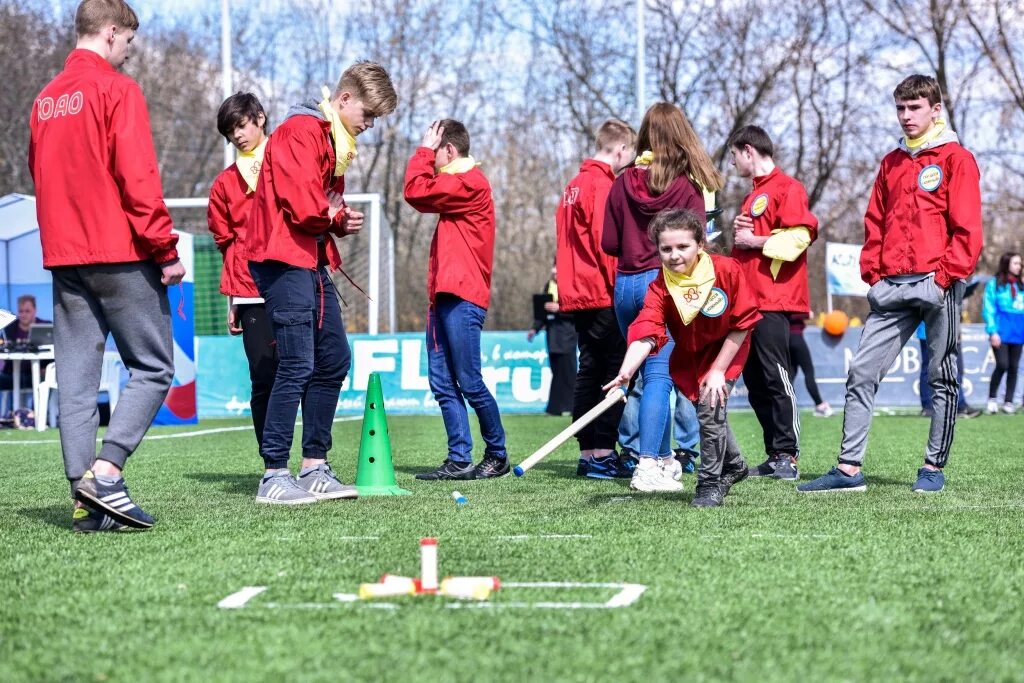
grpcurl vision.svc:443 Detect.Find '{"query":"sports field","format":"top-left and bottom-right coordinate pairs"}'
top-left (2, 411), bottom-right (1022, 682)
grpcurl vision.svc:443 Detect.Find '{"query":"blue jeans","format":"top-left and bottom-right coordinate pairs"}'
top-left (614, 269), bottom-right (674, 458)
top-left (250, 261), bottom-right (350, 470)
top-left (427, 294), bottom-right (507, 463)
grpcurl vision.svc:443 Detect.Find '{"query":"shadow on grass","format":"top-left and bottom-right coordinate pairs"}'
top-left (185, 472), bottom-right (253, 497)
top-left (586, 491), bottom-right (687, 506)
top-left (19, 503), bottom-right (68, 529)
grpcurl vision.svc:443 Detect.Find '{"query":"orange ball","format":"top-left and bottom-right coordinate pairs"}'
top-left (823, 310), bottom-right (849, 336)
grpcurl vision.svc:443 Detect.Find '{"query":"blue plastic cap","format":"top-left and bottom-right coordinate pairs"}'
top-left (513, 465), bottom-right (524, 477)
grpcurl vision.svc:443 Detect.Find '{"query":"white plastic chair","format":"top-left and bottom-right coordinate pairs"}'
top-left (35, 362), bottom-right (57, 429)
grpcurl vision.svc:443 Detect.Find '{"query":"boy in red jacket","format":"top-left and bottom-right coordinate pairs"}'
top-left (404, 120), bottom-right (508, 480)
top-left (207, 92), bottom-right (277, 453)
top-left (28, 0), bottom-right (185, 532)
top-left (605, 208), bottom-right (761, 507)
top-left (729, 125), bottom-right (818, 482)
top-left (246, 62), bottom-right (397, 505)
top-left (799, 74), bottom-right (983, 494)
top-left (554, 118), bottom-right (636, 478)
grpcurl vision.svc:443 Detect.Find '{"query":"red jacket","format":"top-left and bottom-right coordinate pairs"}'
top-left (245, 113), bottom-right (345, 271)
top-left (861, 139), bottom-right (982, 288)
top-left (732, 167), bottom-right (818, 313)
top-left (208, 164), bottom-right (260, 298)
top-left (555, 159), bottom-right (618, 311)
top-left (628, 254), bottom-right (761, 400)
top-left (28, 49), bottom-right (178, 268)
top-left (404, 148), bottom-right (496, 309)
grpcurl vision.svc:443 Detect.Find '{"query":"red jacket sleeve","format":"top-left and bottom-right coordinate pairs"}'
top-left (404, 148), bottom-right (482, 214)
top-left (206, 175), bottom-right (233, 256)
top-left (861, 163), bottom-right (887, 286)
top-left (109, 81), bottom-right (178, 263)
top-left (935, 152), bottom-right (983, 288)
top-left (271, 124), bottom-right (335, 236)
top-left (627, 277), bottom-right (670, 353)
top-left (601, 178), bottom-right (625, 256)
top-left (776, 181), bottom-right (818, 239)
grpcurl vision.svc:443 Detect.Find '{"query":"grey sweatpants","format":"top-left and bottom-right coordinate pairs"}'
top-left (693, 380), bottom-right (745, 485)
top-left (840, 277), bottom-right (965, 468)
top-left (52, 263), bottom-right (174, 496)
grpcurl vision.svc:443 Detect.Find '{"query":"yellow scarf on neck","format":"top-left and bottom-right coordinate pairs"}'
top-left (905, 118), bottom-right (946, 150)
top-left (439, 155), bottom-right (479, 175)
top-left (663, 251), bottom-right (715, 325)
top-left (318, 85), bottom-right (357, 177)
top-left (235, 137), bottom-right (267, 194)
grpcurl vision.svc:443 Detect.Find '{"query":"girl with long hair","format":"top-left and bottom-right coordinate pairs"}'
top-left (983, 252), bottom-right (1024, 413)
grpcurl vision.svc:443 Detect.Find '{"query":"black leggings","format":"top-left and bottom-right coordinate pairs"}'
top-left (788, 331), bottom-right (824, 406)
top-left (989, 343), bottom-right (1022, 403)
top-left (237, 303), bottom-right (279, 449)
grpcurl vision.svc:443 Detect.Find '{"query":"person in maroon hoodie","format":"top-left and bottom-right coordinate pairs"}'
top-left (28, 0), bottom-right (184, 532)
top-left (602, 102), bottom-right (723, 493)
top-left (404, 119), bottom-right (509, 481)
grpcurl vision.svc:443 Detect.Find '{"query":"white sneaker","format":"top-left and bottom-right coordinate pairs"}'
top-left (1002, 402), bottom-right (1016, 414)
top-left (814, 403), bottom-right (834, 418)
top-left (667, 457), bottom-right (683, 482)
top-left (630, 457), bottom-right (684, 492)
top-left (986, 399), bottom-right (999, 414)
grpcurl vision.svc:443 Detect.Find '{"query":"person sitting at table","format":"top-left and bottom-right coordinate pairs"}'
top-left (1, 294), bottom-right (51, 396)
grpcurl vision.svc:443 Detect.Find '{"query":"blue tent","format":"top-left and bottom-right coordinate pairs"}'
top-left (0, 193), bottom-right (52, 317)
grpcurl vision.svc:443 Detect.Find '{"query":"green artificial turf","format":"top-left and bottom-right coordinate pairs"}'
top-left (1, 411), bottom-right (1022, 682)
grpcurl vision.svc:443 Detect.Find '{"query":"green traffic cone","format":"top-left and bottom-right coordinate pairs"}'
top-left (355, 372), bottom-right (411, 496)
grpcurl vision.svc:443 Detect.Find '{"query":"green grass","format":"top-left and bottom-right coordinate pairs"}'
top-left (1, 412), bottom-right (1022, 682)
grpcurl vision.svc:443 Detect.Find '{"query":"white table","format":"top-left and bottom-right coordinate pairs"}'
top-left (0, 347), bottom-right (55, 414)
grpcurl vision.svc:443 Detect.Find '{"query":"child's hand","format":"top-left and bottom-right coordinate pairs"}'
top-left (227, 305), bottom-right (243, 336)
top-left (327, 190), bottom-right (345, 220)
top-left (699, 370), bottom-right (729, 408)
top-left (421, 120), bottom-right (445, 150)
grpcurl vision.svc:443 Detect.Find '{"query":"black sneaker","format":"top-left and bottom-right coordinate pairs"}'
top-left (772, 455), bottom-right (800, 481)
top-left (74, 470), bottom-right (155, 529)
top-left (957, 406), bottom-right (982, 419)
top-left (673, 448), bottom-right (698, 474)
top-left (720, 460), bottom-right (749, 496)
top-left (415, 459), bottom-right (476, 481)
top-left (473, 455), bottom-right (510, 479)
top-left (71, 506), bottom-right (126, 533)
top-left (691, 482), bottom-right (724, 508)
top-left (747, 456), bottom-right (781, 477)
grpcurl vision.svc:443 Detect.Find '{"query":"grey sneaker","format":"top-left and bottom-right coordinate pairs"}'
top-left (255, 471), bottom-right (318, 505)
top-left (773, 456), bottom-right (800, 481)
top-left (296, 463), bottom-right (358, 501)
top-left (72, 506), bottom-right (126, 533)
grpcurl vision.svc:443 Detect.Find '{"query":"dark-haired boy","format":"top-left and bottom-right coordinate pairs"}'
top-left (246, 62), bottom-right (397, 504)
top-left (207, 92), bottom-right (277, 452)
top-left (729, 125), bottom-right (818, 481)
top-left (404, 119), bottom-right (509, 480)
top-left (799, 74), bottom-right (983, 494)
top-left (29, 0), bottom-right (184, 531)
top-left (554, 118), bottom-right (636, 478)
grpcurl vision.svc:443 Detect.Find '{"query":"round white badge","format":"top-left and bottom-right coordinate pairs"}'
top-left (750, 193), bottom-right (769, 217)
top-left (918, 165), bottom-right (942, 192)
top-left (701, 287), bottom-right (729, 317)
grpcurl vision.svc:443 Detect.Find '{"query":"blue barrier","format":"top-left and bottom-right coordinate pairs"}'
top-left (196, 324), bottom-right (1011, 418)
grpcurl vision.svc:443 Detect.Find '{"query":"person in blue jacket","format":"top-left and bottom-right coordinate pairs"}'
top-left (983, 252), bottom-right (1024, 414)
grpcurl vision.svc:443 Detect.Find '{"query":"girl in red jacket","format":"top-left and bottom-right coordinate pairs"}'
top-left (605, 208), bottom-right (761, 507)
top-left (601, 102), bottom-right (723, 493)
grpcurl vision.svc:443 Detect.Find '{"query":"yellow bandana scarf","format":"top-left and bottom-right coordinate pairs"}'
top-left (318, 85), bottom-right (357, 177)
top-left (634, 151), bottom-right (715, 212)
top-left (235, 137), bottom-right (267, 194)
top-left (905, 118), bottom-right (946, 150)
top-left (439, 155), bottom-right (480, 175)
top-left (663, 251), bottom-right (716, 325)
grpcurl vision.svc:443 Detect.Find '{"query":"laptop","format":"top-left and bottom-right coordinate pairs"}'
top-left (29, 323), bottom-right (54, 347)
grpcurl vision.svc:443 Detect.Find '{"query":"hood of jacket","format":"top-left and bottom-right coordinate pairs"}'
top-left (620, 166), bottom-right (701, 215)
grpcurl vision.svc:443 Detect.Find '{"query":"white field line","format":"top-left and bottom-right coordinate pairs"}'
top-left (0, 415), bottom-right (361, 445)
top-left (217, 586), bottom-right (267, 609)
top-left (701, 533), bottom-right (836, 540)
top-left (494, 534), bottom-right (592, 541)
top-left (220, 582), bottom-right (647, 611)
